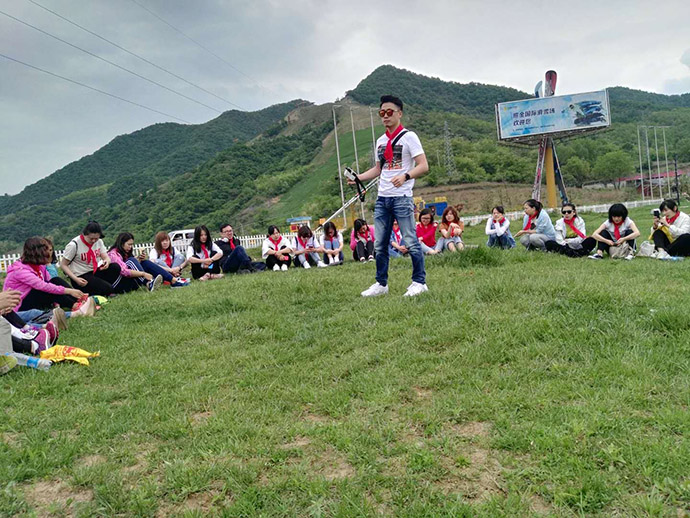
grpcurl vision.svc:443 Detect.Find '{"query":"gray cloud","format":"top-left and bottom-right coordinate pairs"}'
top-left (2, 0), bottom-right (690, 194)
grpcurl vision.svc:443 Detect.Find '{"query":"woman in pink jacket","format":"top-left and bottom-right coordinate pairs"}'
top-left (350, 219), bottom-right (375, 262)
top-left (3, 237), bottom-right (91, 314)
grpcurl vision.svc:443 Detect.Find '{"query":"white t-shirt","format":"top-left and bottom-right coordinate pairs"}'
top-left (261, 236), bottom-right (292, 259)
top-left (603, 217), bottom-right (633, 237)
top-left (63, 237), bottom-right (107, 277)
top-left (186, 243), bottom-right (222, 260)
top-left (292, 235), bottom-right (319, 252)
top-left (376, 130), bottom-right (424, 198)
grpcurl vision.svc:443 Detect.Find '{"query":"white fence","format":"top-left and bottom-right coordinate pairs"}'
top-left (459, 198), bottom-right (664, 227)
top-left (0, 231), bottom-right (321, 273)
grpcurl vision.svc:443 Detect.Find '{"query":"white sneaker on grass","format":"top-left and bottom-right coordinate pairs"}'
top-left (273, 264), bottom-right (280, 271)
top-left (625, 253), bottom-right (634, 261)
top-left (657, 249), bottom-right (670, 260)
top-left (361, 282), bottom-right (388, 297)
top-left (281, 264), bottom-right (288, 271)
top-left (404, 282), bottom-right (429, 297)
top-left (303, 262), bottom-right (311, 269)
top-left (317, 261), bottom-right (327, 268)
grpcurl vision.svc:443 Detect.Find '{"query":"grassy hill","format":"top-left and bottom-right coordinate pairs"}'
top-left (2, 205), bottom-right (690, 518)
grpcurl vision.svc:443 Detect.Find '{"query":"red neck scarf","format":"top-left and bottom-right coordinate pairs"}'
top-left (297, 236), bottom-right (310, 249)
top-left (613, 221), bottom-right (624, 240)
top-left (27, 263), bottom-right (44, 280)
top-left (564, 217), bottom-right (586, 239)
top-left (270, 236), bottom-right (282, 250)
top-left (358, 229), bottom-right (369, 240)
top-left (327, 235), bottom-right (335, 246)
top-left (497, 218), bottom-right (506, 226)
top-left (229, 239), bottom-right (235, 251)
top-left (79, 235), bottom-right (98, 273)
top-left (393, 227), bottom-right (401, 243)
top-left (523, 215), bottom-right (535, 231)
top-left (200, 244), bottom-right (210, 259)
top-left (667, 212), bottom-right (680, 225)
top-left (162, 249), bottom-right (173, 267)
top-left (384, 125), bottom-right (405, 164)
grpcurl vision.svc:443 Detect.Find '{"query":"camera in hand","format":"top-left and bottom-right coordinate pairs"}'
top-left (652, 209), bottom-right (661, 218)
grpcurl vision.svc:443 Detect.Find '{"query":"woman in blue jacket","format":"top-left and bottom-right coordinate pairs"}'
top-left (515, 199), bottom-right (557, 251)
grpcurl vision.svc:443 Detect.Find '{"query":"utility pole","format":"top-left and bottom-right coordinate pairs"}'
top-left (644, 127), bottom-right (654, 199)
top-left (444, 121), bottom-right (456, 177)
top-left (369, 107), bottom-right (377, 166)
top-left (662, 127), bottom-right (671, 197)
top-left (637, 125), bottom-right (645, 200)
top-left (674, 155), bottom-right (680, 203)
top-left (332, 105), bottom-right (347, 228)
top-left (349, 107), bottom-right (364, 219)
top-left (653, 127), bottom-right (663, 199)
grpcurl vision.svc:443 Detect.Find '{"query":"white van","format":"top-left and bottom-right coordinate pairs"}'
top-left (168, 229), bottom-right (196, 252)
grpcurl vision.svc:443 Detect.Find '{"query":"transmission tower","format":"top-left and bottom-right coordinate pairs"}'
top-left (443, 121), bottom-right (456, 177)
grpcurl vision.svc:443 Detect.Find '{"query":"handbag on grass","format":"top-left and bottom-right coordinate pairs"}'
top-left (609, 242), bottom-right (632, 259)
top-left (636, 241), bottom-right (655, 258)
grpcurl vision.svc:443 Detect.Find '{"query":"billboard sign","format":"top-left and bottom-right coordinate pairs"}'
top-left (496, 90), bottom-right (610, 141)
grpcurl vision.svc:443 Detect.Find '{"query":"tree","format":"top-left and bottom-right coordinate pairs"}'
top-left (562, 156), bottom-right (591, 187)
top-left (592, 151), bottom-right (635, 189)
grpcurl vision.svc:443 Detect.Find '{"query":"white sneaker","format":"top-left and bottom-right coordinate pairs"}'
top-left (303, 262), bottom-right (311, 269)
top-left (281, 264), bottom-right (288, 271)
top-left (328, 255), bottom-right (335, 265)
top-left (625, 253), bottom-right (634, 261)
top-left (361, 282), bottom-right (388, 297)
top-left (404, 282), bottom-right (429, 297)
top-left (273, 264), bottom-right (280, 271)
top-left (657, 249), bottom-right (670, 260)
top-left (317, 261), bottom-right (327, 268)
top-left (331, 257), bottom-right (340, 265)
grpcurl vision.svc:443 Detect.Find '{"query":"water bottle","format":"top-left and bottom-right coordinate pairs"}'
top-left (5, 353), bottom-right (51, 371)
top-left (660, 256), bottom-right (685, 262)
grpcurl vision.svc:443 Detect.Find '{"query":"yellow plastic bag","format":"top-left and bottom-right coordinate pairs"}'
top-left (40, 345), bottom-right (101, 366)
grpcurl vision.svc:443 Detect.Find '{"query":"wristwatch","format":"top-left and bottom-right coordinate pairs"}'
top-left (404, 173), bottom-right (411, 181)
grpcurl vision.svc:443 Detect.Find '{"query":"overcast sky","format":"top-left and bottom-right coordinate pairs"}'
top-left (1, 0), bottom-right (689, 195)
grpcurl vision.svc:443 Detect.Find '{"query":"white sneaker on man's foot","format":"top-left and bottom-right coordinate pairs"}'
top-left (404, 282), bottom-right (429, 297)
top-left (361, 282), bottom-right (388, 297)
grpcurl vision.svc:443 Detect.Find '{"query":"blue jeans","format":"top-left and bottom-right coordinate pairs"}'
top-left (126, 258), bottom-right (174, 283)
top-left (374, 196), bottom-right (425, 286)
top-left (487, 233), bottom-right (516, 249)
top-left (221, 246), bottom-right (252, 273)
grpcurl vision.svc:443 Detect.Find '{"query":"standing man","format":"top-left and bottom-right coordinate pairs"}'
top-left (349, 95), bottom-right (429, 297)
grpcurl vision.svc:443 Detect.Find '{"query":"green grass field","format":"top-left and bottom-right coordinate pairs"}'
top-left (2, 205), bottom-right (690, 517)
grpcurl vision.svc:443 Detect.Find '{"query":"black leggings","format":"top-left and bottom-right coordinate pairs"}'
top-left (589, 229), bottom-right (636, 255)
top-left (191, 261), bottom-right (221, 280)
top-left (545, 239), bottom-right (596, 257)
top-left (265, 250), bottom-right (291, 269)
top-left (19, 277), bottom-right (78, 311)
top-left (72, 263), bottom-right (122, 297)
top-left (652, 230), bottom-right (690, 256)
top-left (353, 241), bottom-right (374, 261)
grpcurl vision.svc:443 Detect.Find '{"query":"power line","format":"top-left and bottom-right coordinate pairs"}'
top-left (128, 0), bottom-right (258, 85)
top-left (0, 52), bottom-right (191, 123)
top-left (26, 0), bottom-right (244, 110)
top-left (0, 8), bottom-right (223, 113)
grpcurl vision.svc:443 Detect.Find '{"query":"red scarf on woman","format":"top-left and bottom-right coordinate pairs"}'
top-left (667, 212), bottom-right (680, 225)
top-left (297, 237), bottom-right (309, 249)
top-left (393, 227), bottom-right (401, 244)
top-left (497, 217), bottom-right (506, 226)
top-left (523, 215), bottom-right (535, 231)
top-left (384, 125), bottom-right (405, 164)
top-left (79, 235), bottom-right (98, 273)
top-left (612, 221), bottom-right (624, 240)
top-left (564, 217), bottom-right (586, 239)
top-left (162, 249), bottom-right (173, 267)
top-left (270, 236), bottom-right (283, 250)
top-left (200, 244), bottom-right (210, 259)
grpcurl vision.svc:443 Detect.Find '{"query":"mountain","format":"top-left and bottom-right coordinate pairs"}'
top-left (0, 100), bottom-right (309, 217)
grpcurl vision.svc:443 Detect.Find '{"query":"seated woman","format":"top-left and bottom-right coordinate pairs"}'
top-left (485, 206), bottom-right (515, 249)
top-left (292, 225), bottom-right (327, 269)
top-left (108, 232), bottom-right (175, 293)
top-left (546, 203), bottom-right (595, 257)
top-left (3, 237), bottom-right (92, 314)
top-left (515, 199), bottom-right (557, 251)
top-left (389, 219), bottom-right (408, 258)
top-left (187, 226), bottom-right (224, 281)
top-left (416, 209), bottom-right (439, 255)
top-left (262, 225), bottom-right (293, 271)
top-left (320, 221), bottom-right (344, 265)
top-left (650, 199), bottom-right (690, 257)
top-left (350, 219), bottom-right (375, 262)
top-left (1, 291), bottom-right (57, 356)
top-left (436, 206), bottom-right (464, 252)
top-left (150, 231), bottom-right (189, 279)
top-left (588, 203), bottom-right (640, 260)
top-left (61, 221), bottom-right (122, 297)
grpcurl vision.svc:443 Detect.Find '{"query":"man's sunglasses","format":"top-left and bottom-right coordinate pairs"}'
top-left (378, 108), bottom-right (398, 117)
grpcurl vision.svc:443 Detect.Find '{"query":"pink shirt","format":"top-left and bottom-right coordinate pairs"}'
top-left (350, 226), bottom-right (375, 251)
top-left (416, 222), bottom-right (438, 247)
top-left (3, 261), bottom-right (65, 310)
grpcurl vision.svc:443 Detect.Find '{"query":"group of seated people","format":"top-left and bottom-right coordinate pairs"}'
top-left (486, 197), bottom-right (690, 260)
top-left (349, 205), bottom-right (466, 262)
